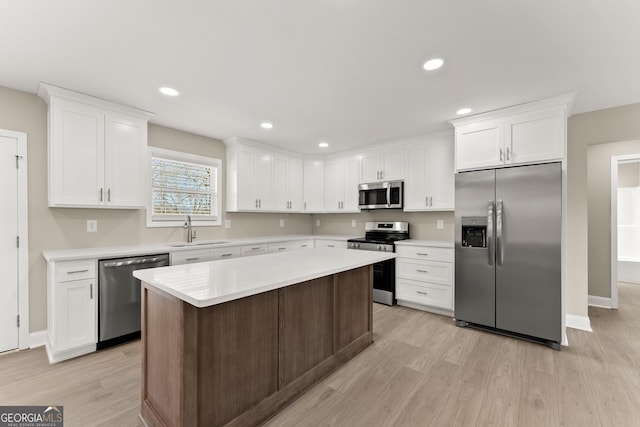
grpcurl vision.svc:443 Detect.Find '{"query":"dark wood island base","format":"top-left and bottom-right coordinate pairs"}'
top-left (140, 265), bottom-right (373, 427)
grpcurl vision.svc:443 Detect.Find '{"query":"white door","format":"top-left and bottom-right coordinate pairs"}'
top-left (0, 135), bottom-right (18, 353)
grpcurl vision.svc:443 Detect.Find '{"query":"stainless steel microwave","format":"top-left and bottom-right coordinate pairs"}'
top-left (358, 180), bottom-right (403, 209)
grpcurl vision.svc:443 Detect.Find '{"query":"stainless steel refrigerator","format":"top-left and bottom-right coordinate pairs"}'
top-left (454, 162), bottom-right (561, 349)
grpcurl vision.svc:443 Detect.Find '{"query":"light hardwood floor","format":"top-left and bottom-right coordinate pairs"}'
top-left (2, 283), bottom-right (640, 426)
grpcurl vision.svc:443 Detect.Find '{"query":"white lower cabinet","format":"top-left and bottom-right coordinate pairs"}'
top-left (395, 243), bottom-right (454, 314)
top-left (46, 259), bottom-right (97, 363)
top-left (241, 244), bottom-right (269, 257)
top-left (314, 239), bottom-right (347, 249)
top-left (268, 240), bottom-right (314, 253)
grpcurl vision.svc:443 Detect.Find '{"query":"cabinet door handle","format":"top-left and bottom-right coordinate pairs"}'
top-left (416, 290), bottom-right (429, 295)
top-left (90, 283), bottom-right (93, 299)
top-left (107, 188), bottom-right (111, 202)
top-left (259, 199), bottom-right (261, 208)
top-left (416, 253), bottom-right (429, 256)
top-left (186, 257), bottom-right (200, 261)
top-left (506, 147), bottom-right (511, 161)
top-left (416, 269), bottom-right (429, 273)
top-left (304, 202), bottom-right (307, 210)
top-left (67, 269), bottom-right (89, 274)
top-left (221, 253), bottom-right (233, 257)
top-left (255, 199), bottom-right (258, 208)
top-left (499, 148), bottom-right (504, 162)
top-left (425, 196), bottom-right (428, 207)
top-left (99, 188), bottom-right (103, 202)
top-left (429, 196), bottom-right (433, 206)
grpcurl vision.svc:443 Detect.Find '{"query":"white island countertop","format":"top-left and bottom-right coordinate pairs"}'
top-left (134, 247), bottom-right (394, 308)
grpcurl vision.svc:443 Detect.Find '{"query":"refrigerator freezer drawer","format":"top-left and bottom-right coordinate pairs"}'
top-left (397, 259), bottom-right (452, 285)
top-left (395, 246), bottom-right (453, 263)
top-left (396, 279), bottom-right (453, 310)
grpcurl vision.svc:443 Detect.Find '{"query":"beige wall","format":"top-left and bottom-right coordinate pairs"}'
top-left (587, 141), bottom-right (640, 298)
top-left (568, 103), bottom-right (640, 317)
top-left (312, 211), bottom-right (454, 241)
top-left (0, 86), bottom-right (312, 333)
top-left (618, 161), bottom-right (640, 188)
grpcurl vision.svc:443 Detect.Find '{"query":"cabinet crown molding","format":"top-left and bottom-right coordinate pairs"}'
top-left (37, 82), bottom-right (155, 119)
top-left (449, 93), bottom-right (576, 128)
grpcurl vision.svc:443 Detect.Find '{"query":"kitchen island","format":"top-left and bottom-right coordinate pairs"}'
top-left (133, 248), bottom-right (395, 427)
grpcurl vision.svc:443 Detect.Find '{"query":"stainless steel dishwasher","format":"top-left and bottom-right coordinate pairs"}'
top-left (97, 254), bottom-right (169, 349)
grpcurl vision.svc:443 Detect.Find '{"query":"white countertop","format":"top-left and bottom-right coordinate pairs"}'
top-left (133, 248), bottom-right (394, 308)
top-left (395, 239), bottom-right (454, 248)
top-left (42, 234), bottom-right (358, 262)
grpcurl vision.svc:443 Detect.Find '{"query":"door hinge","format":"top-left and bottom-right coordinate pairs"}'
top-left (17, 315), bottom-right (20, 328)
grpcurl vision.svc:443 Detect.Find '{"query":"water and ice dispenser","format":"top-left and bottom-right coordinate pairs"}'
top-left (461, 217), bottom-right (487, 248)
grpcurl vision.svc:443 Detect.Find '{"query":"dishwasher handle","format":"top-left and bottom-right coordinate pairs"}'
top-left (101, 255), bottom-right (169, 268)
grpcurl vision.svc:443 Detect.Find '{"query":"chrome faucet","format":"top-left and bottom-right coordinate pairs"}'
top-left (184, 215), bottom-right (196, 243)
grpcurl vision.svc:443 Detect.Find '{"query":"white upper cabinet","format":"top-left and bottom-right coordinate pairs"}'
top-left (274, 155), bottom-right (303, 211)
top-left (324, 156), bottom-right (360, 212)
top-left (226, 137), bottom-right (304, 212)
top-left (39, 83), bottom-right (149, 208)
top-left (303, 159), bottom-right (325, 212)
top-left (359, 148), bottom-right (404, 183)
top-left (451, 94), bottom-right (575, 172)
top-left (404, 132), bottom-right (455, 211)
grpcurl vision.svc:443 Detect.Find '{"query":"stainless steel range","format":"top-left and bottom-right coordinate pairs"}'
top-left (348, 221), bottom-right (409, 305)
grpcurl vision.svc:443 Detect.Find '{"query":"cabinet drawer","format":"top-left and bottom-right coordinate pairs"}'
top-left (396, 246), bottom-right (453, 262)
top-left (315, 239), bottom-right (347, 249)
top-left (55, 260), bottom-right (96, 282)
top-left (396, 279), bottom-right (453, 310)
top-left (171, 249), bottom-right (211, 265)
top-left (241, 245), bottom-right (268, 257)
top-left (269, 240), bottom-right (314, 253)
top-left (210, 247), bottom-right (242, 261)
top-left (397, 259), bottom-right (452, 285)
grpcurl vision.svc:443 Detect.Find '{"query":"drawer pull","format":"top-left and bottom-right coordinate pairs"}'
top-left (67, 269), bottom-right (90, 274)
top-left (301, 245), bottom-right (308, 248)
top-left (416, 291), bottom-right (429, 295)
top-left (327, 245), bottom-right (335, 248)
top-left (416, 253), bottom-right (429, 256)
top-left (186, 257), bottom-right (200, 261)
top-left (278, 247), bottom-right (286, 251)
top-left (221, 254), bottom-right (233, 257)
top-left (251, 247), bottom-right (261, 250)
top-left (416, 269), bottom-right (429, 273)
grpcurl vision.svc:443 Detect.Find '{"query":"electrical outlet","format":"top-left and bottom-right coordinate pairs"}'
top-left (87, 219), bottom-right (97, 233)
top-left (280, 219), bottom-right (285, 227)
top-left (437, 220), bottom-right (444, 230)
top-left (351, 219), bottom-right (357, 227)
top-left (316, 219), bottom-right (321, 227)
top-left (225, 219), bottom-right (231, 229)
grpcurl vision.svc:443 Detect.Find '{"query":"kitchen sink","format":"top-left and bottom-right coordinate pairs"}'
top-left (167, 240), bottom-right (229, 247)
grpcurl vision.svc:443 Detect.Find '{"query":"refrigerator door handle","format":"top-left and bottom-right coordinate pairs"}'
top-left (487, 201), bottom-right (494, 266)
top-left (496, 199), bottom-right (504, 266)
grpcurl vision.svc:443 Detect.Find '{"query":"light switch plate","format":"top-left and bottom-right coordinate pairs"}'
top-left (87, 219), bottom-right (97, 233)
top-left (225, 219), bottom-right (231, 229)
top-left (316, 219), bottom-right (321, 227)
top-left (437, 220), bottom-right (444, 229)
top-left (280, 219), bottom-right (285, 227)
top-left (351, 219), bottom-right (356, 227)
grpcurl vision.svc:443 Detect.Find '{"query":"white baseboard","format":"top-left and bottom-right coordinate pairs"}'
top-left (29, 330), bottom-right (48, 348)
top-left (566, 314), bottom-right (592, 332)
top-left (588, 295), bottom-right (613, 309)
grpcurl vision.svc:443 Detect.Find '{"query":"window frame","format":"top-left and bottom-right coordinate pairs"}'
top-left (146, 147), bottom-right (222, 228)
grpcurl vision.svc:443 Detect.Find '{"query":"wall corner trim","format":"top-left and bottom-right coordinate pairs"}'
top-left (29, 330), bottom-right (48, 349)
top-left (565, 314), bottom-right (593, 332)
top-left (588, 295), bottom-right (614, 309)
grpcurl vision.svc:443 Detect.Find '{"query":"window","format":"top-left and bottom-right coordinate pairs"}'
top-left (147, 147), bottom-right (221, 227)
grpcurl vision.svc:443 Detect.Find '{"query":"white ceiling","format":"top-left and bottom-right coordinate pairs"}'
top-left (2, 0), bottom-right (639, 154)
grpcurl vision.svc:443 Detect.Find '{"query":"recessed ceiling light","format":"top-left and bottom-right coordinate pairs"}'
top-left (456, 108), bottom-right (472, 115)
top-left (260, 122), bottom-right (273, 129)
top-left (318, 142), bottom-right (329, 148)
top-left (423, 58), bottom-right (444, 71)
top-left (159, 87), bottom-right (180, 96)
